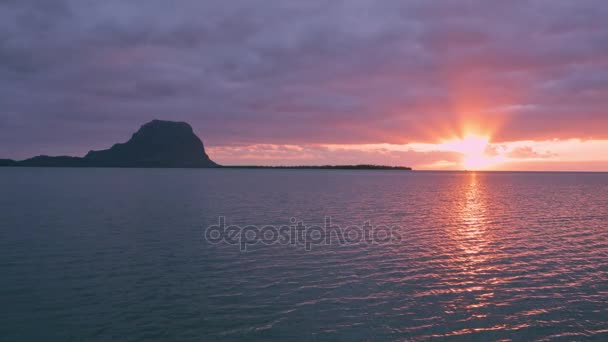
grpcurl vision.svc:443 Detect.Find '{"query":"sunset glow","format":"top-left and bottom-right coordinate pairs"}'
top-left (2, 1), bottom-right (608, 172)
top-left (207, 137), bottom-right (608, 171)
top-left (438, 135), bottom-right (495, 170)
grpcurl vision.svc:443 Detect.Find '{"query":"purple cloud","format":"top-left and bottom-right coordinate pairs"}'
top-left (1, 0), bottom-right (608, 160)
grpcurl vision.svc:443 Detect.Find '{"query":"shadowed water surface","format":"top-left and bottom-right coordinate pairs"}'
top-left (1, 169), bottom-right (607, 341)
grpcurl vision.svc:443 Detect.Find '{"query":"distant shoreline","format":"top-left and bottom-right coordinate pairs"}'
top-left (0, 120), bottom-right (413, 170)
top-left (219, 165), bottom-right (412, 170)
top-left (0, 162), bottom-right (412, 171)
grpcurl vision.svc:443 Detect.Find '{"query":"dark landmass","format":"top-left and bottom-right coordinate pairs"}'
top-left (84, 120), bottom-right (218, 168)
top-left (0, 159), bottom-right (17, 167)
top-left (2, 120), bottom-right (218, 168)
top-left (221, 165), bottom-right (412, 170)
top-left (1, 120), bottom-right (412, 170)
top-left (17, 156), bottom-right (88, 167)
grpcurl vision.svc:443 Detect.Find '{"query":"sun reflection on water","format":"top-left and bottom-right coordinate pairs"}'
top-left (458, 172), bottom-right (489, 258)
top-left (444, 172), bottom-right (501, 316)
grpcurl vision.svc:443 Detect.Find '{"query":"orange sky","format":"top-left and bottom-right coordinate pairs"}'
top-left (208, 137), bottom-right (608, 171)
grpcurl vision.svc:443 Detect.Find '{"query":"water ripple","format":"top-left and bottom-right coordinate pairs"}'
top-left (1, 169), bottom-right (607, 341)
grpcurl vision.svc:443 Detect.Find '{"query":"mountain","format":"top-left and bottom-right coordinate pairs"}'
top-left (1, 120), bottom-right (412, 170)
top-left (3, 120), bottom-right (219, 168)
top-left (84, 120), bottom-right (218, 167)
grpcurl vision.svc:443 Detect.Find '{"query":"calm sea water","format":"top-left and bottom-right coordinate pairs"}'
top-left (1, 169), bottom-right (607, 341)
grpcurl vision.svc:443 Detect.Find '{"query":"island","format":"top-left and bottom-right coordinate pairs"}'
top-left (221, 165), bottom-right (412, 170)
top-left (1, 120), bottom-right (218, 168)
top-left (0, 120), bottom-right (412, 170)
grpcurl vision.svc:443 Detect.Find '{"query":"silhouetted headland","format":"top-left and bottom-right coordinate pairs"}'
top-left (1, 120), bottom-right (412, 170)
top-left (2, 120), bottom-right (218, 168)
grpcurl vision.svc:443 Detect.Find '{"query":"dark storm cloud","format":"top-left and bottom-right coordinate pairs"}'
top-left (1, 0), bottom-right (608, 158)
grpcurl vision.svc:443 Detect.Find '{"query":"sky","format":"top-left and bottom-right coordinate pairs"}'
top-left (1, 0), bottom-right (608, 170)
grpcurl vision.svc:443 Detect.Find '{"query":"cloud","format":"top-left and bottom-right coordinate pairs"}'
top-left (1, 0), bottom-right (608, 165)
top-left (208, 138), bottom-right (608, 171)
top-left (208, 143), bottom-right (461, 169)
top-left (504, 146), bottom-right (556, 159)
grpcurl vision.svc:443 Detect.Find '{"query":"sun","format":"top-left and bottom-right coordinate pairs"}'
top-left (439, 135), bottom-right (500, 170)
top-left (462, 154), bottom-right (495, 170)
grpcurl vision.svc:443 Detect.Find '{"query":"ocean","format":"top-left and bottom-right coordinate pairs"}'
top-left (1, 168), bottom-right (607, 341)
